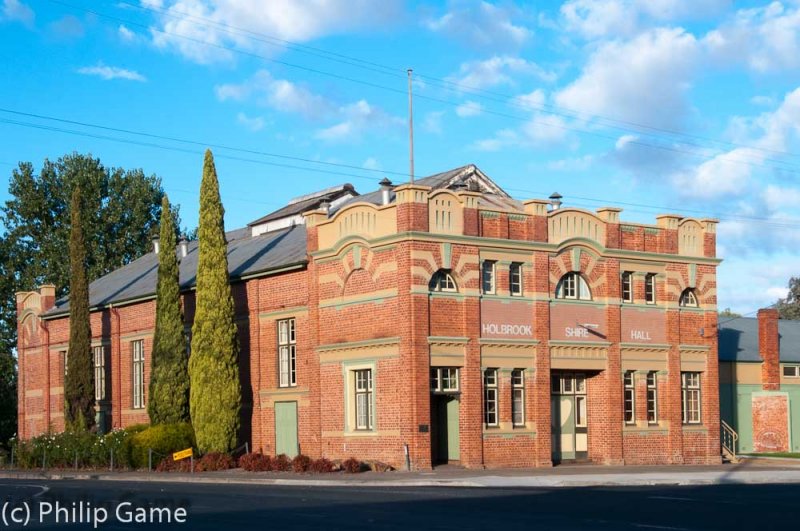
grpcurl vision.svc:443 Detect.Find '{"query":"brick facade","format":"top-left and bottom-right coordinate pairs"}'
top-left (16, 176), bottom-right (722, 469)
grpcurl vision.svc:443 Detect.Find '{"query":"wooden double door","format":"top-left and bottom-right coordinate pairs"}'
top-left (551, 372), bottom-right (588, 463)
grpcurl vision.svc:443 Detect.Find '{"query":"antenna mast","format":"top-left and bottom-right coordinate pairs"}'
top-left (408, 68), bottom-right (415, 184)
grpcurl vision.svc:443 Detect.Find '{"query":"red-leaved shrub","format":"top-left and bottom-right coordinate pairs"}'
top-left (309, 457), bottom-right (335, 473)
top-left (271, 454), bottom-right (291, 472)
top-left (342, 457), bottom-right (364, 473)
top-left (195, 452), bottom-right (235, 472)
top-left (155, 457), bottom-right (193, 473)
top-left (238, 453), bottom-right (271, 472)
top-left (292, 454), bottom-right (312, 473)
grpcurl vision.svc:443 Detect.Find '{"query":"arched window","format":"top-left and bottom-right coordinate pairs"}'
top-left (430, 270), bottom-right (458, 292)
top-left (679, 288), bottom-right (698, 307)
top-left (556, 272), bottom-right (591, 300)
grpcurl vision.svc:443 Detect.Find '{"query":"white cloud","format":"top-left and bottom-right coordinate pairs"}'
top-left (77, 63), bottom-right (147, 82)
top-left (455, 100), bottom-right (482, 117)
top-left (215, 70), bottom-right (332, 119)
top-left (560, 0), bottom-right (729, 39)
top-left (512, 89), bottom-right (546, 110)
top-left (449, 55), bottom-right (557, 90)
top-left (149, 0), bottom-right (401, 64)
top-left (48, 14), bottom-right (84, 39)
top-left (425, 1), bottom-right (532, 49)
top-left (672, 86), bottom-right (800, 200)
top-left (555, 28), bottom-right (699, 130)
top-left (422, 110), bottom-right (445, 134)
top-left (704, 2), bottom-right (800, 73)
top-left (236, 112), bottom-right (265, 132)
top-left (1, 0), bottom-right (33, 26)
top-left (362, 157), bottom-right (381, 170)
top-left (547, 155), bottom-right (595, 171)
top-left (118, 24), bottom-right (135, 42)
top-left (315, 99), bottom-right (402, 143)
top-left (750, 95), bottom-right (776, 107)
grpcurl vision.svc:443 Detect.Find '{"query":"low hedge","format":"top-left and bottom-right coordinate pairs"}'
top-left (13, 429), bottom-right (136, 469)
top-left (127, 423), bottom-right (195, 469)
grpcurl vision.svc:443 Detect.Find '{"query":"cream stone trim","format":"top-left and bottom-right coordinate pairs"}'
top-left (322, 430), bottom-right (401, 438)
top-left (618, 261), bottom-right (666, 274)
top-left (480, 250), bottom-right (532, 262)
top-left (318, 288), bottom-right (397, 308)
top-left (621, 347), bottom-right (668, 371)
top-left (258, 306), bottom-right (309, 320)
top-left (430, 353), bottom-right (465, 367)
top-left (259, 387), bottom-right (310, 409)
top-left (548, 208), bottom-right (607, 246)
top-left (678, 219), bottom-right (704, 257)
top-left (680, 350), bottom-right (707, 371)
top-left (25, 389), bottom-right (43, 398)
top-left (120, 331), bottom-right (153, 342)
top-left (481, 343), bottom-right (536, 369)
top-left (550, 343), bottom-right (608, 370)
top-left (318, 273), bottom-right (345, 289)
top-left (318, 337), bottom-right (400, 364)
top-left (429, 190), bottom-right (464, 235)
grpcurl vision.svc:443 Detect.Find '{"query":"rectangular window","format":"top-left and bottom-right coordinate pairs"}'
top-left (681, 372), bottom-right (701, 424)
top-left (623, 371), bottom-right (635, 425)
top-left (354, 369), bottom-right (373, 430)
top-left (93, 346), bottom-right (106, 401)
top-left (483, 368), bottom-right (498, 426)
top-left (481, 260), bottom-right (496, 294)
top-left (430, 367), bottom-right (459, 393)
top-left (132, 340), bottom-right (145, 409)
top-left (621, 272), bottom-right (633, 303)
top-left (645, 273), bottom-right (656, 304)
top-left (511, 369), bottom-right (525, 426)
top-left (510, 262), bottom-right (523, 296)
top-left (784, 365), bottom-right (800, 378)
top-left (277, 318), bottom-right (297, 388)
top-left (646, 371), bottom-right (658, 424)
top-left (61, 350), bottom-right (68, 378)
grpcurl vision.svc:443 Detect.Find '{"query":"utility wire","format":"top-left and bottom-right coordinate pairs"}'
top-left (113, 0), bottom-right (800, 163)
top-left (4, 113), bottom-right (800, 229)
top-left (48, 0), bottom-right (800, 176)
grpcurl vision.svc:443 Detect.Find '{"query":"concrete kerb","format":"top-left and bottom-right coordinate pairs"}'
top-left (2, 469), bottom-right (800, 489)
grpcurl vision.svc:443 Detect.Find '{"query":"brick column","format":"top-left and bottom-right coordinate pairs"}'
top-left (111, 307), bottom-right (122, 429)
top-left (523, 200), bottom-right (549, 242)
top-left (459, 191), bottom-right (481, 237)
top-left (462, 294), bottom-right (483, 468)
top-left (701, 219), bottom-right (718, 258)
top-left (597, 208), bottom-right (622, 249)
top-left (666, 309), bottom-right (683, 463)
top-left (758, 308), bottom-right (780, 391)
top-left (704, 310), bottom-right (722, 464)
top-left (532, 250), bottom-right (552, 466)
top-left (604, 258), bottom-right (624, 465)
top-left (656, 215), bottom-right (680, 255)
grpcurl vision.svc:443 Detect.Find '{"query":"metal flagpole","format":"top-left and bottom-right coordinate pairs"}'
top-left (408, 68), bottom-right (414, 184)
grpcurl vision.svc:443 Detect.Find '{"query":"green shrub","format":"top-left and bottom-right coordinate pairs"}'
top-left (13, 429), bottom-right (137, 469)
top-left (128, 423), bottom-right (195, 469)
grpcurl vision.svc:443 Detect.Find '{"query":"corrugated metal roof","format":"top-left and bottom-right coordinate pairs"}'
top-left (718, 317), bottom-right (800, 362)
top-left (247, 184), bottom-right (357, 226)
top-left (44, 225), bottom-right (307, 318)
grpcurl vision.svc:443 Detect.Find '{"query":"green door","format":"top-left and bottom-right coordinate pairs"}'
top-left (446, 397), bottom-right (460, 461)
top-left (275, 401), bottom-right (298, 457)
top-left (552, 395), bottom-right (576, 461)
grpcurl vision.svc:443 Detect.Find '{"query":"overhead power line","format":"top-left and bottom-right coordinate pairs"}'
top-left (3, 110), bottom-right (800, 229)
top-left (48, 0), bottom-right (800, 177)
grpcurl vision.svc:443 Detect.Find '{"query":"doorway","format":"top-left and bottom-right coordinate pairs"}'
top-left (431, 394), bottom-right (460, 464)
top-left (274, 401), bottom-right (299, 457)
top-left (551, 372), bottom-right (588, 463)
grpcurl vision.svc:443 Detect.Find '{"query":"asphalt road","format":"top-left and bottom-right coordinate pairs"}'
top-left (0, 479), bottom-right (796, 530)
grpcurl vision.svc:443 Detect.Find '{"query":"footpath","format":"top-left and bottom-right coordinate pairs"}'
top-left (2, 457), bottom-right (799, 489)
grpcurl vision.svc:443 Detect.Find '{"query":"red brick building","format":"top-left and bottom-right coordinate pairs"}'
top-left (16, 164), bottom-right (722, 468)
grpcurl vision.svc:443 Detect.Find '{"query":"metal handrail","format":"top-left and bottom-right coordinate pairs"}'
top-left (721, 420), bottom-right (739, 462)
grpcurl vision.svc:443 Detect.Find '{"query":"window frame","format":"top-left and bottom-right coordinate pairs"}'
top-left (681, 372), bottom-right (701, 425)
top-left (430, 270), bottom-right (458, 292)
top-left (430, 367), bottom-right (460, 393)
top-left (277, 318), bottom-right (297, 388)
top-left (623, 370), bottom-right (635, 425)
top-left (646, 371), bottom-right (658, 424)
top-left (511, 369), bottom-right (525, 427)
top-left (679, 288), bottom-right (698, 308)
top-left (354, 369), bottom-right (373, 431)
top-left (481, 260), bottom-right (496, 294)
top-left (783, 365), bottom-right (800, 378)
top-left (132, 340), bottom-right (145, 410)
top-left (645, 273), bottom-right (656, 304)
top-left (621, 271), bottom-right (633, 303)
top-left (483, 368), bottom-right (498, 427)
top-left (556, 272), bottom-right (592, 301)
top-left (93, 345), bottom-right (106, 402)
top-left (509, 262), bottom-right (523, 297)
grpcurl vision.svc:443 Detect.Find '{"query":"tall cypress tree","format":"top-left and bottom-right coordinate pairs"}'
top-left (148, 195), bottom-right (189, 425)
top-left (189, 150), bottom-right (240, 452)
top-left (65, 186), bottom-right (94, 431)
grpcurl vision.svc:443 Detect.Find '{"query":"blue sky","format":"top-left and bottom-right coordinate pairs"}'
top-left (1, 0), bottom-right (800, 314)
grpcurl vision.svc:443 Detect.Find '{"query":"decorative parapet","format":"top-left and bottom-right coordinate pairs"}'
top-left (548, 208), bottom-right (607, 246)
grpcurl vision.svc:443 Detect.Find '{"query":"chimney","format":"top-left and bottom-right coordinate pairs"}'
top-left (379, 177), bottom-right (393, 206)
top-left (152, 235), bottom-right (160, 254)
top-left (178, 235), bottom-right (188, 259)
top-left (758, 308), bottom-right (780, 391)
top-left (549, 192), bottom-right (563, 211)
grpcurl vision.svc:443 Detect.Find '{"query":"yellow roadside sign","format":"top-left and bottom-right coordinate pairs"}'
top-left (173, 448), bottom-right (193, 461)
